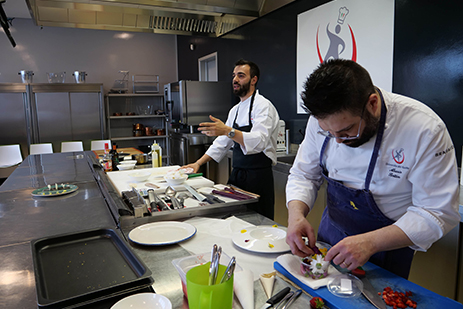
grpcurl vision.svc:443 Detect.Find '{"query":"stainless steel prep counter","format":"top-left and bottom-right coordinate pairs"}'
top-left (0, 152), bottom-right (117, 307)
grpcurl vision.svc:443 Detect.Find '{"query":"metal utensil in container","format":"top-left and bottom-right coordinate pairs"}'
top-left (73, 71), bottom-right (87, 83)
top-left (165, 186), bottom-right (182, 209)
top-left (19, 70), bottom-right (34, 83)
top-left (132, 153), bottom-right (148, 164)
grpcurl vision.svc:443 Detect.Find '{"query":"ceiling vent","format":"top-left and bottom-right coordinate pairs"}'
top-left (25, 0), bottom-right (294, 37)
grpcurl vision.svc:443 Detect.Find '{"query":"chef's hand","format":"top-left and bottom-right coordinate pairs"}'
top-left (286, 201), bottom-right (317, 257)
top-left (181, 163), bottom-right (200, 173)
top-left (324, 225), bottom-right (414, 271)
top-left (324, 234), bottom-right (375, 271)
top-left (198, 115), bottom-right (230, 137)
top-left (182, 154), bottom-right (213, 174)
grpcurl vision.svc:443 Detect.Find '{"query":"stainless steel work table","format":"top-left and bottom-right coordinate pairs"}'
top-left (119, 210), bottom-right (304, 309)
top-left (0, 152), bottom-right (117, 308)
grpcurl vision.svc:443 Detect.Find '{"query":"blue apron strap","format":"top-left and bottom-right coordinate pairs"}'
top-left (364, 89), bottom-right (387, 191)
top-left (319, 136), bottom-right (330, 168)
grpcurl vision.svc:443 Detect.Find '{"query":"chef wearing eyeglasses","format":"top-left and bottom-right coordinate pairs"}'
top-left (285, 59), bottom-right (460, 279)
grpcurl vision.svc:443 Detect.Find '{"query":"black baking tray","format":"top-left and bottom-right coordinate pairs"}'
top-left (31, 228), bottom-right (153, 308)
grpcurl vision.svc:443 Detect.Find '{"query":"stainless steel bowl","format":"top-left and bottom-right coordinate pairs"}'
top-left (132, 153), bottom-right (148, 164)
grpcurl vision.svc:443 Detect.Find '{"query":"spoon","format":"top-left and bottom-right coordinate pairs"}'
top-left (164, 186), bottom-right (182, 209)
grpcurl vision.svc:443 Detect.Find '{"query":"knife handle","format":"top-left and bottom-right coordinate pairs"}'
top-left (267, 287), bottom-right (291, 305)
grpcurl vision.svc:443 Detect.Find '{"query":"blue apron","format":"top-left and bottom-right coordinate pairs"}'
top-left (228, 91), bottom-right (275, 219)
top-left (317, 89), bottom-right (415, 279)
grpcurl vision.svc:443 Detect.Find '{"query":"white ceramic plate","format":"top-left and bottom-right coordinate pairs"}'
top-left (232, 225), bottom-right (291, 253)
top-left (128, 221), bottom-right (197, 246)
top-left (111, 293), bottom-right (172, 309)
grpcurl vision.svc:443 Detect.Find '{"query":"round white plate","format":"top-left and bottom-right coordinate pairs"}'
top-left (111, 293), bottom-right (172, 309)
top-left (232, 225), bottom-right (291, 253)
top-left (128, 221), bottom-right (197, 246)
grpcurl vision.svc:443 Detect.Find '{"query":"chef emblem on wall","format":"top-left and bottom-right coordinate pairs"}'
top-left (315, 7), bottom-right (357, 63)
top-left (296, 0), bottom-right (394, 114)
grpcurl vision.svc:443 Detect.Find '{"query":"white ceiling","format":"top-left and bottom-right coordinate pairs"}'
top-left (2, 0), bottom-right (31, 19)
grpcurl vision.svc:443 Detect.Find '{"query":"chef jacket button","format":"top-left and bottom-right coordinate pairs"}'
top-left (334, 169), bottom-right (338, 173)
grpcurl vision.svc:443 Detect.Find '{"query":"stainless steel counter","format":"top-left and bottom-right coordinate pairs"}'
top-left (119, 210), bottom-right (316, 309)
top-left (0, 152), bottom-right (117, 308)
top-left (0, 151), bottom-right (312, 308)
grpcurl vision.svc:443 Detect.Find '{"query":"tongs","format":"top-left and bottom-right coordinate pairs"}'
top-left (208, 244), bottom-right (222, 285)
top-left (219, 256), bottom-right (236, 284)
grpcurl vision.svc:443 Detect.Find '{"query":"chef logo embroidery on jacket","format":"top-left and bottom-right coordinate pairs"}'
top-left (392, 148), bottom-right (405, 164)
top-left (386, 148), bottom-right (409, 180)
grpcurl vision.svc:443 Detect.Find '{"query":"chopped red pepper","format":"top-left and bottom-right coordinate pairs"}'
top-left (382, 287), bottom-right (417, 308)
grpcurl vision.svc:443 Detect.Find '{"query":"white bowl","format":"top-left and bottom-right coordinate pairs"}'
top-left (120, 160), bottom-right (137, 165)
top-left (128, 171), bottom-right (151, 182)
top-left (164, 174), bottom-right (188, 186)
top-left (117, 164), bottom-right (135, 170)
top-left (111, 293), bottom-right (172, 309)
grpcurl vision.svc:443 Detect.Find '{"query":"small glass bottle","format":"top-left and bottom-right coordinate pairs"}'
top-left (102, 143), bottom-right (112, 172)
top-left (110, 144), bottom-right (119, 171)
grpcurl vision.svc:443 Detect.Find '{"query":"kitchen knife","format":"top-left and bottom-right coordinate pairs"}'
top-left (360, 277), bottom-right (386, 309)
top-left (183, 184), bottom-right (208, 202)
top-left (259, 287), bottom-right (291, 309)
top-left (352, 267), bottom-right (386, 309)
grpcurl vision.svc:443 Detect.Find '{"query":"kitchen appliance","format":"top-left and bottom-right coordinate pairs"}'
top-left (277, 120), bottom-right (286, 152)
top-left (164, 81), bottom-right (232, 129)
top-left (0, 83), bottom-right (104, 165)
top-left (18, 70), bottom-right (34, 83)
top-left (73, 71), bottom-right (87, 83)
top-left (165, 81), bottom-right (232, 182)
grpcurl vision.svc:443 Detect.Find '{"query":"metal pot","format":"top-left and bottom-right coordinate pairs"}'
top-left (19, 70), bottom-right (34, 83)
top-left (73, 71), bottom-right (87, 83)
top-left (132, 153), bottom-right (148, 164)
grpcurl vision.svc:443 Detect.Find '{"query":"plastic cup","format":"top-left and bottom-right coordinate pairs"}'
top-left (186, 263), bottom-right (234, 309)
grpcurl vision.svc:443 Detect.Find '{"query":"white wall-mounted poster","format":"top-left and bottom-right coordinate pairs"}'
top-left (296, 0), bottom-right (394, 113)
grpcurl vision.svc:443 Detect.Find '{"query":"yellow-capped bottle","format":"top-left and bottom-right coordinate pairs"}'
top-left (151, 141), bottom-right (162, 167)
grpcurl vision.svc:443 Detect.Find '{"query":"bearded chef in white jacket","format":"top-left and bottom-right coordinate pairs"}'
top-left (285, 59), bottom-right (460, 278)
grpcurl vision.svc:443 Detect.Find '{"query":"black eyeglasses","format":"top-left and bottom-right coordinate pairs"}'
top-left (317, 100), bottom-right (368, 141)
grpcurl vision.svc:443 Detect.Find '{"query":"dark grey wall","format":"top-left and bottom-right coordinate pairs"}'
top-left (0, 18), bottom-right (178, 93)
top-left (177, 0), bottom-right (463, 164)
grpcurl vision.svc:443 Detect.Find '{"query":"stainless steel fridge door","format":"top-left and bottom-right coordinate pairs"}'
top-left (182, 81), bottom-right (231, 126)
top-left (0, 83), bottom-right (31, 178)
top-left (31, 84), bottom-right (104, 152)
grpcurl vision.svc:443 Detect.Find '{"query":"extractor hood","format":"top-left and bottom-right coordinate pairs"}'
top-left (25, 0), bottom-right (294, 37)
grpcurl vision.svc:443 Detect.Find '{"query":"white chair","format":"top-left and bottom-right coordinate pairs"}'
top-left (30, 143), bottom-right (53, 155)
top-left (0, 144), bottom-right (23, 168)
top-left (61, 141), bottom-right (84, 153)
top-left (90, 140), bottom-right (111, 151)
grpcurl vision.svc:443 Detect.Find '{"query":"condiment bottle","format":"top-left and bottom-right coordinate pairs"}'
top-left (151, 141), bottom-right (162, 167)
top-left (110, 144), bottom-right (119, 171)
top-left (102, 143), bottom-right (112, 172)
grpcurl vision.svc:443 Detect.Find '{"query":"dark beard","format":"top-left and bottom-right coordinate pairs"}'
top-left (343, 110), bottom-right (379, 148)
top-left (233, 79), bottom-right (251, 97)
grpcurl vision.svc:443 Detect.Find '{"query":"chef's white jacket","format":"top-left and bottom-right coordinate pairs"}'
top-left (205, 90), bottom-right (280, 165)
top-left (286, 88), bottom-right (460, 251)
